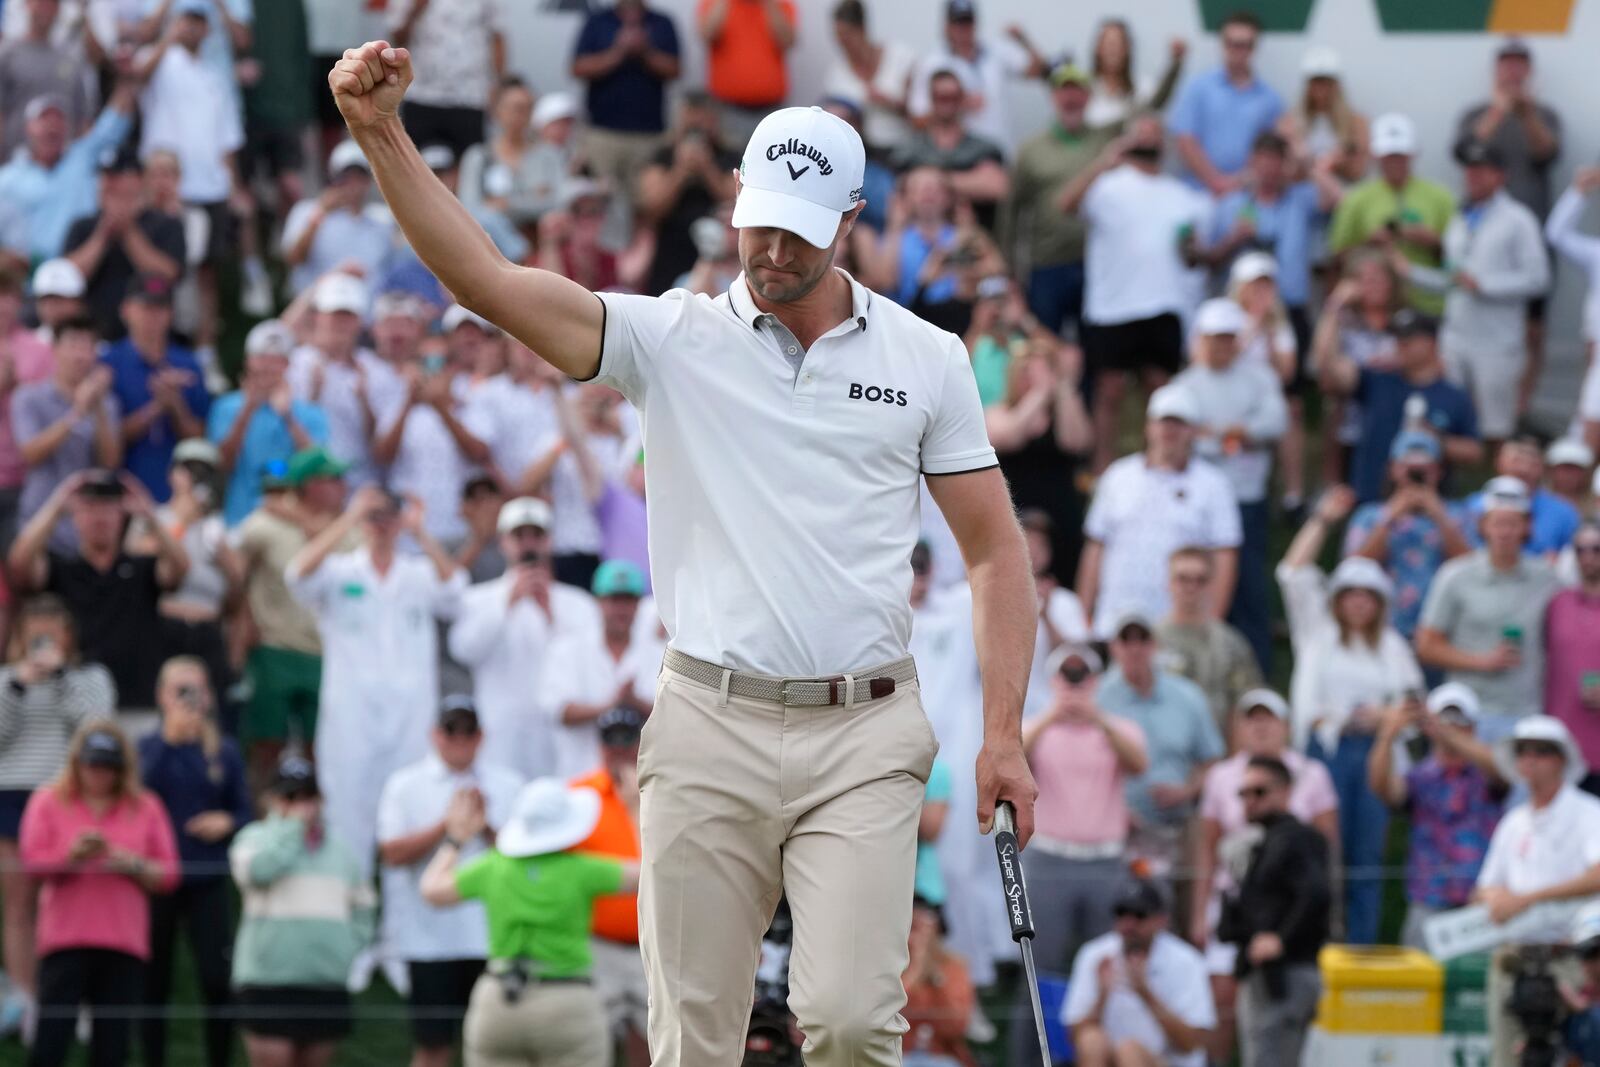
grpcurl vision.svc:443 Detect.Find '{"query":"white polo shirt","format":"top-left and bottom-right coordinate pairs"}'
top-left (1082, 165), bottom-right (1211, 327)
top-left (593, 272), bottom-right (995, 676)
top-left (1084, 454), bottom-right (1241, 638)
top-left (1477, 785), bottom-right (1600, 899)
top-left (1062, 930), bottom-right (1216, 1067)
top-left (541, 628), bottom-right (663, 779)
top-left (376, 753), bottom-right (523, 962)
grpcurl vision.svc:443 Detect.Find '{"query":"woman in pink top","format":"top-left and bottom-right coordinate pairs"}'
top-left (20, 720), bottom-right (178, 1067)
top-left (1189, 688), bottom-right (1338, 1064)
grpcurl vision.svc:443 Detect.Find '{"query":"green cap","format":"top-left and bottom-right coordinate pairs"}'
top-left (1049, 62), bottom-right (1091, 89)
top-left (591, 560), bottom-right (647, 598)
top-left (287, 446), bottom-right (349, 487)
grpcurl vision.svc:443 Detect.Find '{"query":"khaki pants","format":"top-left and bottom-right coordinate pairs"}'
top-left (580, 127), bottom-right (663, 209)
top-left (1487, 945), bottom-right (1585, 1067)
top-left (462, 975), bottom-right (608, 1067)
top-left (638, 665), bottom-right (938, 1066)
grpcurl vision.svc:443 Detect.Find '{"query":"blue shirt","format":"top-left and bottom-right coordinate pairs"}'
top-left (914, 759), bottom-right (952, 905)
top-left (1461, 486), bottom-right (1580, 557)
top-left (1350, 369), bottom-right (1479, 503)
top-left (138, 732), bottom-right (254, 885)
top-left (1168, 69), bottom-right (1283, 187)
top-left (1096, 669), bottom-right (1224, 827)
top-left (895, 224), bottom-right (958, 307)
top-left (1210, 182), bottom-right (1321, 306)
top-left (100, 339), bottom-right (212, 502)
top-left (572, 8), bottom-right (680, 134)
top-left (858, 158), bottom-right (895, 234)
top-left (0, 107), bottom-right (132, 260)
top-left (207, 391), bottom-right (329, 526)
top-left (1343, 504), bottom-right (1465, 639)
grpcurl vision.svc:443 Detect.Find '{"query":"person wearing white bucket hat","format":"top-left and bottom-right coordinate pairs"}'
top-left (1474, 714), bottom-right (1600, 1067)
top-left (420, 778), bottom-right (638, 1067)
top-left (1368, 682), bottom-right (1506, 950)
top-left (1277, 485), bottom-right (1422, 946)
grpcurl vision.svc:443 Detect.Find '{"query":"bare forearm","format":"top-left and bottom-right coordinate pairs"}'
top-left (120, 227), bottom-right (180, 279)
top-left (378, 820), bottom-right (446, 867)
top-left (970, 537), bottom-right (1035, 744)
top-left (1527, 865), bottom-right (1600, 907)
top-left (1177, 135), bottom-right (1223, 187)
top-left (92, 410), bottom-right (121, 467)
top-left (1075, 541), bottom-right (1102, 623)
top-left (289, 511), bottom-right (362, 579)
top-left (65, 227), bottom-right (111, 278)
top-left (1415, 629), bottom-right (1487, 672)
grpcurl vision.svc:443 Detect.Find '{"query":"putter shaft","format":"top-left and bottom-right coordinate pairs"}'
top-left (995, 803), bottom-right (1053, 1066)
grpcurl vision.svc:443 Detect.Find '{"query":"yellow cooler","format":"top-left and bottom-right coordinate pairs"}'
top-left (1316, 945), bottom-right (1444, 1034)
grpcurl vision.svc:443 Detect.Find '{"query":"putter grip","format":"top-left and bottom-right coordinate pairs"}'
top-left (993, 802), bottom-right (1035, 942)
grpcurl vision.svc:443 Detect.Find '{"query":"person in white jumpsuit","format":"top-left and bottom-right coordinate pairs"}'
top-left (287, 484), bottom-right (467, 880)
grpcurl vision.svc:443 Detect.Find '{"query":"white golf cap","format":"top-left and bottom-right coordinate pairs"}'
top-left (732, 106), bottom-right (867, 250)
top-left (532, 91), bottom-right (578, 129)
top-left (328, 139), bottom-right (369, 175)
top-left (1426, 682), bottom-right (1481, 721)
top-left (497, 496), bottom-right (552, 533)
top-left (1044, 643), bottom-right (1103, 678)
top-left (420, 143), bottom-right (457, 172)
top-left (1147, 383), bottom-right (1200, 424)
top-left (1546, 437), bottom-right (1595, 468)
top-left (1497, 715), bottom-right (1586, 785)
top-left (442, 303), bottom-right (496, 334)
top-left (1236, 688), bottom-right (1290, 721)
top-left (1481, 475), bottom-right (1532, 515)
top-left (1300, 45), bottom-right (1342, 78)
top-left (1328, 556), bottom-right (1393, 602)
top-left (172, 437), bottom-right (221, 467)
top-left (373, 289), bottom-right (424, 322)
top-left (1229, 251), bottom-right (1278, 287)
top-left (313, 272), bottom-right (368, 317)
top-left (1193, 297), bottom-right (1249, 337)
top-left (244, 319), bottom-right (295, 359)
top-left (1370, 113), bottom-right (1418, 157)
top-left (32, 257), bottom-right (85, 299)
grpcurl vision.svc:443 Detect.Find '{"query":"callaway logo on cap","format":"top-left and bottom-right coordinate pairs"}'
top-left (733, 106), bottom-right (866, 250)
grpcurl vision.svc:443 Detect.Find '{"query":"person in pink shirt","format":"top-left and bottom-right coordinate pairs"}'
top-left (1016, 643), bottom-right (1147, 1067)
top-left (1545, 520), bottom-right (1600, 795)
top-left (19, 720), bottom-right (178, 1067)
top-left (1189, 689), bottom-right (1338, 1064)
top-left (0, 267), bottom-right (56, 541)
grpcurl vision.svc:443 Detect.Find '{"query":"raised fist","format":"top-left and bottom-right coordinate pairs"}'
top-left (329, 41), bottom-right (413, 131)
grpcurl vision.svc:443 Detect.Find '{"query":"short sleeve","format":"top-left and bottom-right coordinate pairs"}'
top-left (1166, 78), bottom-right (1201, 137)
top-left (454, 851), bottom-right (494, 900)
top-left (1061, 941), bottom-right (1104, 1025)
top-left (921, 337), bottom-right (997, 475)
top-left (1418, 562), bottom-right (1461, 634)
top-left (1169, 950), bottom-right (1218, 1028)
top-left (578, 853), bottom-right (625, 898)
top-left (592, 291), bottom-right (690, 407)
top-left (650, 13), bottom-right (680, 55)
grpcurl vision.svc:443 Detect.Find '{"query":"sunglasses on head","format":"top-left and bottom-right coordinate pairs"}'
top-left (1237, 785), bottom-right (1272, 800)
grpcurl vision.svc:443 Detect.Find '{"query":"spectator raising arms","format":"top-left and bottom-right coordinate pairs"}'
top-left (823, 0), bottom-right (914, 156)
top-left (20, 721), bottom-right (179, 1067)
top-left (1277, 47), bottom-right (1368, 183)
top-left (1083, 19), bottom-right (1185, 130)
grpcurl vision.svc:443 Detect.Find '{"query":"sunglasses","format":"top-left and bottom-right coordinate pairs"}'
top-left (1118, 629), bottom-right (1152, 644)
top-left (1574, 543), bottom-right (1600, 555)
top-left (1171, 571), bottom-right (1210, 586)
top-left (1237, 785), bottom-right (1272, 800)
top-left (1513, 741), bottom-right (1563, 759)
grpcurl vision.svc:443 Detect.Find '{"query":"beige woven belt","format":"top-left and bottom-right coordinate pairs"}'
top-left (662, 647), bottom-right (918, 707)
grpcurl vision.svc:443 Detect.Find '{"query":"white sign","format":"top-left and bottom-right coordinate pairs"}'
top-left (1422, 900), bottom-right (1588, 959)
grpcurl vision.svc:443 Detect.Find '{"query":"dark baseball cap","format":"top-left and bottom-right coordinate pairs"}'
top-left (1456, 139), bottom-right (1506, 170)
top-left (80, 728), bottom-right (125, 769)
top-left (437, 694), bottom-right (481, 735)
top-left (124, 273), bottom-right (173, 306)
top-left (598, 706), bottom-right (646, 747)
top-left (98, 145), bottom-right (143, 175)
top-left (946, 0), bottom-right (975, 21)
top-left (77, 468), bottom-right (126, 499)
top-left (1390, 308), bottom-right (1440, 338)
top-left (1111, 877), bottom-right (1167, 919)
top-left (271, 755), bottom-right (319, 798)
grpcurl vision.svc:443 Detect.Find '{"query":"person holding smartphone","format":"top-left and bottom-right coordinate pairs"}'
top-left (137, 656), bottom-right (252, 1067)
top-left (0, 595), bottom-right (115, 1033)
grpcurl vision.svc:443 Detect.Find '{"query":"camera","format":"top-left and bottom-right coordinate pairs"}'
top-left (1405, 467), bottom-right (1429, 486)
top-left (1503, 945), bottom-right (1568, 1067)
top-left (1062, 663), bottom-right (1090, 685)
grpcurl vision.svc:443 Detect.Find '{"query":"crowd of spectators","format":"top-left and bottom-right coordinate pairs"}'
top-left (2, 0), bottom-right (1600, 1065)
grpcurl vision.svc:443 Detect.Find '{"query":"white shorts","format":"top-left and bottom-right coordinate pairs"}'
top-left (590, 937), bottom-right (648, 1038)
top-left (1442, 343), bottom-right (1525, 439)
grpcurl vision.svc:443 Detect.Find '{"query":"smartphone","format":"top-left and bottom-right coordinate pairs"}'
top-left (1404, 468), bottom-right (1428, 486)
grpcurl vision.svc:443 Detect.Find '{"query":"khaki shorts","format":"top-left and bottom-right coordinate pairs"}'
top-left (590, 937), bottom-right (648, 1038)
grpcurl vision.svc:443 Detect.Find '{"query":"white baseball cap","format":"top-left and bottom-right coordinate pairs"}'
top-left (1481, 475), bottom-right (1532, 515)
top-left (1230, 251), bottom-right (1278, 287)
top-left (328, 139), bottom-right (369, 175)
top-left (1426, 682), bottom-right (1481, 721)
top-left (733, 106), bottom-right (866, 250)
top-left (1146, 383), bottom-right (1199, 424)
top-left (533, 91), bottom-right (578, 129)
top-left (442, 303), bottom-right (496, 334)
top-left (1371, 113), bottom-right (1418, 157)
top-left (498, 496), bottom-right (552, 533)
top-left (1193, 297), bottom-right (1249, 337)
top-left (32, 258), bottom-right (85, 299)
top-left (1236, 688), bottom-right (1290, 721)
top-left (1546, 437), bottom-right (1595, 469)
top-left (313, 273), bottom-right (368, 317)
top-left (244, 319), bottom-right (295, 359)
top-left (1301, 45), bottom-right (1342, 79)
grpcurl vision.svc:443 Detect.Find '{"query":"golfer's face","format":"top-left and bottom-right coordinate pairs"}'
top-left (738, 224), bottom-right (838, 304)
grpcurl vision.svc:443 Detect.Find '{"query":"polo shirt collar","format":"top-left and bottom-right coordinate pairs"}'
top-left (727, 270), bottom-right (871, 334)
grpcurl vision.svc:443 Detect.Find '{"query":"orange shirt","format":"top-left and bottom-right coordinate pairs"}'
top-left (699, 0), bottom-right (795, 108)
top-left (571, 769), bottom-right (641, 943)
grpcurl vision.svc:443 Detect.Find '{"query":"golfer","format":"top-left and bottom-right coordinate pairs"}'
top-left (330, 41), bottom-right (1038, 1067)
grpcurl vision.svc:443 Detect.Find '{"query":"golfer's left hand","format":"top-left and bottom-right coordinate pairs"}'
top-left (976, 740), bottom-right (1037, 848)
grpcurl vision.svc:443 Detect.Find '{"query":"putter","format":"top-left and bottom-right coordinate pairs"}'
top-left (993, 801), bottom-right (1052, 1066)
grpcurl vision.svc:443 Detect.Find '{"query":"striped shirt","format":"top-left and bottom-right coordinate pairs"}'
top-left (0, 665), bottom-right (117, 790)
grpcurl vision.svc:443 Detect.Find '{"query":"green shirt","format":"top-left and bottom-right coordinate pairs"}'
top-left (1326, 176), bottom-right (1457, 314)
top-left (244, 0), bottom-right (314, 128)
top-left (970, 334), bottom-right (1014, 409)
top-left (1001, 123), bottom-right (1119, 270)
top-left (455, 850), bottom-right (624, 975)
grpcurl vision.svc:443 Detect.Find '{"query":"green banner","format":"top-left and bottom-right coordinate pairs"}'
top-left (1197, 0), bottom-right (1318, 31)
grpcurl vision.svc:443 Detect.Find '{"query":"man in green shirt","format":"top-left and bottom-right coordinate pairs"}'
top-left (1327, 112), bottom-right (1456, 314)
top-left (1000, 62), bottom-right (1119, 338)
top-left (421, 778), bottom-right (641, 1067)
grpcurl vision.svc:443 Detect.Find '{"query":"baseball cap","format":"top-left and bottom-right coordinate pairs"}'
top-left (1456, 139), bottom-right (1506, 170)
top-left (442, 303), bottom-right (496, 333)
top-left (77, 468), bottom-right (126, 499)
top-left (174, 0), bottom-right (211, 17)
top-left (287, 446), bottom-right (349, 487)
top-left (598, 706), bottom-right (646, 747)
top-left (1146, 383), bottom-right (1199, 424)
top-left (1370, 113), bottom-right (1417, 157)
top-left (420, 143), bottom-right (457, 172)
top-left (1390, 308), bottom-right (1439, 338)
top-left (80, 728), bottom-right (126, 769)
top-left (1497, 37), bottom-right (1532, 60)
top-left (32, 258), bottom-right (85, 299)
top-left (1328, 556), bottom-right (1393, 601)
top-left (1300, 45), bottom-right (1342, 79)
top-left (373, 289), bottom-right (424, 322)
top-left (1111, 878), bottom-right (1167, 918)
top-left (1390, 429), bottom-right (1441, 462)
top-left (498, 496), bottom-right (552, 534)
top-left (1045, 643), bottom-right (1103, 678)
top-left (172, 438), bottom-right (220, 468)
top-left (22, 94), bottom-right (68, 123)
top-left (97, 144), bottom-right (143, 175)
top-left (591, 559), bottom-right (646, 598)
top-left (1112, 610), bottom-right (1155, 639)
top-left (328, 139), bottom-right (370, 176)
top-left (437, 694), bottom-right (481, 735)
top-left (1048, 62), bottom-right (1091, 90)
top-left (462, 471), bottom-right (500, 498)
top-left (313, 272), bottom-right (367, 317)
top-left (1426, 682), bottom-right (1481, 721)
top-left (946, 0), bottom-right (976, 22)
top-left (124, 273), bottom-right (173, 306)
top-left (733, 106), bottom-right (866, 251)
top-left (1229, 250), bottom-right (1278, 287)
top-left (270, 755), bottom-right (319, 798)
top-left (1547, 437), bottom-right (1595, 469)
top-left (1236, 688), bottom-right (1290, 721)
top-left (560, 177), bottom-right (608, 210)
top-left (244, 319), bottom-right (295, 360)
top-left (1481, 475), bottom-right (1532, 515)
top-left (533, 91), bottom-right (579, 129)
top-left (1194, 297), bottom-right (1248, 337)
